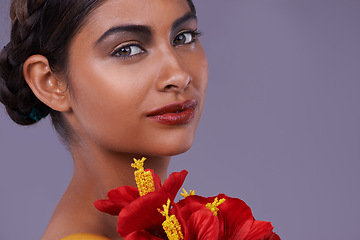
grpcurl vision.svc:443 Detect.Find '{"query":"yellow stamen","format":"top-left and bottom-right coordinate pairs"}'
top-left (206, 197), bottom-right (226, 216)
top-left (131, 157), bottom-right (155, 196)
top-left (158, 199), bottom-right (184, 240)
top-left (180, 188), bottom-right (195, 198)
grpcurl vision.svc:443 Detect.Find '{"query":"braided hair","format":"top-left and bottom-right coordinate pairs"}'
top-left (0, 0), bottom-right (196, 142)
top-left (0, 0), bottom-right (106, 141)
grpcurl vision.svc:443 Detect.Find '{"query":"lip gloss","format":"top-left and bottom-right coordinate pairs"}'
top-left (147, 99), bottom-right (197, 125)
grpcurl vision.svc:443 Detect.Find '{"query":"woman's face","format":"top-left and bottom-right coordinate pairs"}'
top-left (66, 0), bottom-right (208, 156)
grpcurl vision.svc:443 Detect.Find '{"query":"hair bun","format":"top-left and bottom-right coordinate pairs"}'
top-left (1, 0), bottom-right (51, 125)
top-left (0, 42), bottom-right (49, 125)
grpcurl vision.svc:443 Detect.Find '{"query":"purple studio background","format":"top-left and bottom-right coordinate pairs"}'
top-left (1, 0), bottom-right (360, 239)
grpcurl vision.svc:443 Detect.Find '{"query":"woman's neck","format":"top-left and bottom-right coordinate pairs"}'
top-left (70, 145), bottom-right (170, 194)
top-left (42, 140), bottom-right (170, 240)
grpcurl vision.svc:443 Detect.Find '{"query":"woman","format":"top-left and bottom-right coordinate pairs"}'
top-left (0, 0), bottom-right (208, 239)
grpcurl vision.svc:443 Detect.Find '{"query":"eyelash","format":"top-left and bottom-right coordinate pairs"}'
top-left (110, 29), bottom-right (203, 59)
top-left (110, 42), bottom-right (146, 59)
top-left (172, 29), bottom-right (203, 46)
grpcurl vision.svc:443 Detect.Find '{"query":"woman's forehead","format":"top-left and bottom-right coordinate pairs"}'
top-left (84, 0), bottom-right (192, 29)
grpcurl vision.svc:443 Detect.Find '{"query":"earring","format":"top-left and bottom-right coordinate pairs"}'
top-left (22, 106), bottom-right (49, 122)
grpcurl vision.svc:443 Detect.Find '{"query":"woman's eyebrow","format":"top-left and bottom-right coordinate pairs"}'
top-left (171, 12), bottom-right (197, 34)
top-left (95, 25), bottom-right (152, 45)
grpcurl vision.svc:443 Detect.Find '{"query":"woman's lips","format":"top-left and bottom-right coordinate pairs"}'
top-left (147, 99), bottom-right (198, 125)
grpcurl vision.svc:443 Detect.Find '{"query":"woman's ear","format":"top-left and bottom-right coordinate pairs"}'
top-left (23, 55), bottom-right (71, 112)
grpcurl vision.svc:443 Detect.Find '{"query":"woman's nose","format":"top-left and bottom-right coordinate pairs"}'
top-left (155, 49), bottom-right (191, 93)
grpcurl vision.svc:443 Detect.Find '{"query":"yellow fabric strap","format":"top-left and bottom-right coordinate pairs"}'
top-left (61, 233), bottom-right (111, 240)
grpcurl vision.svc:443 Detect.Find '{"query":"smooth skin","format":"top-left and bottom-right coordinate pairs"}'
top-left (24, 0), bottom-right (208, 239)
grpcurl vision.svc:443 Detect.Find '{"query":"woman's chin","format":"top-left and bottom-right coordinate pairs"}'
top-left (162, 145), bottom-right (192, 157)
top-left (142, 140), bottom-right (194, 157)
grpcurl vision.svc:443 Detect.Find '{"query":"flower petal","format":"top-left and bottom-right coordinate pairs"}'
top-left (181, 204), bottom-right (219, 240)
top-left (107, 185), bottom-right (139, 201)
top-left (161, 170), bottom-right (188, 201)
top-left (94, 199), bottom-right (129, 216)
top-left (177, 201), bottom-right (205, 221)
top-left (94, 186), bottom-right (140, 215)
top-left (268, 232), bottom-right (281, 240)
top-left (117, 191), bottom-right (169, 236)
top-left (215, 194), bottom-right (253, 239)
top-left (244, 220), bottom-right (280, 240)
top-left (124, 230), bottom-right (164, 240)
top-left (177, 195), bottom-right (211, 208)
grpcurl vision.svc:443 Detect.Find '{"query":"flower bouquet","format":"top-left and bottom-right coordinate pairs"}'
top-left (94, 158), bottom-right (280, 240)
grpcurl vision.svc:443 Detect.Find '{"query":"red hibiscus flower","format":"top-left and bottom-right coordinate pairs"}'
top-left (177, 194), bottom-right (280, 240)
top-left (94, 158), bottom-right (188, 238)
top-left (94, 157), bottom-right (188, 216)
top-left (120, 196), bottom-right (221, 240)
top-left (94, 158), bottom-right (281, 240)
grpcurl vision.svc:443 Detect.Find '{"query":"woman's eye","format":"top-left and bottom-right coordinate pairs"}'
top-left (111, 45), bottom-right (144, 58)
top-left (173, 31), bottom-right (199, 46)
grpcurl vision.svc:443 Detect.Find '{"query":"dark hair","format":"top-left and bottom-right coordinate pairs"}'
top-left (0, 0), bottom-right (196, 143)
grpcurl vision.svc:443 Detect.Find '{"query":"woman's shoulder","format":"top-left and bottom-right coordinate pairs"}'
top-left (60, 233), bottom-right (111, 240)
